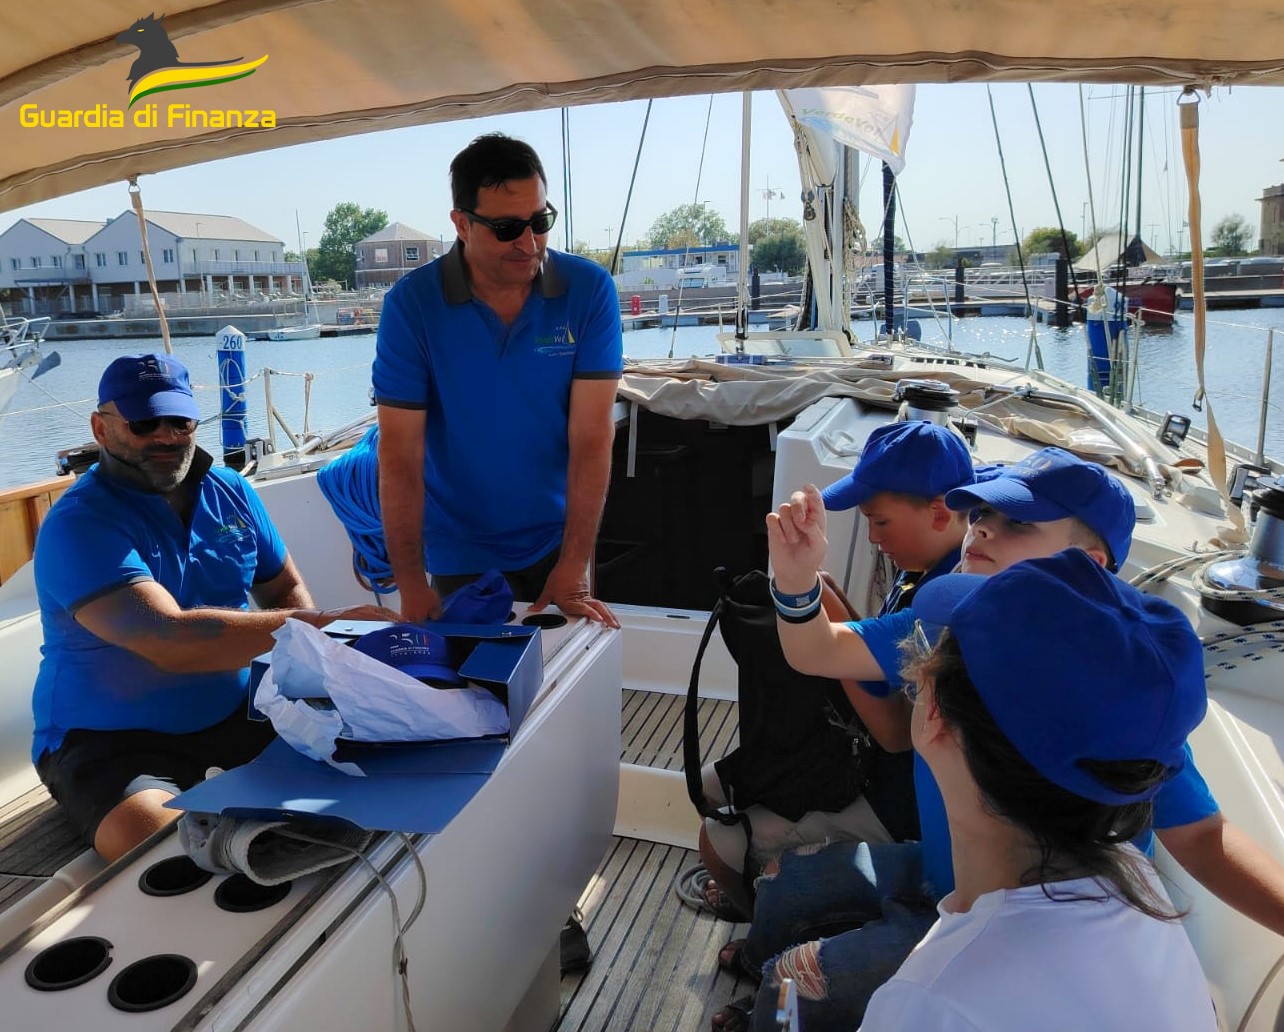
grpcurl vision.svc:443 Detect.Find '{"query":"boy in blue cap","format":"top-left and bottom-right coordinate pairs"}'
top-left (698, 421), bottom-right (977, 924)
top-left (32, 354), bottom-right (396, 861)
top-left (714, 446), bottom-right (1284, 1032)
top-left (819, 420), bottom-right (977, 614)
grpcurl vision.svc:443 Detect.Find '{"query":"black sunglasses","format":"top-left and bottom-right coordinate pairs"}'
top-left (460, 203), bottom-right (558, 242)
top-left (98, 410), bottom-right (198, 437)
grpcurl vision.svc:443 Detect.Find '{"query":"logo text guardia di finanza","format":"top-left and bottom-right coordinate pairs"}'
top-left (19, 14), bottom-right (274, 129)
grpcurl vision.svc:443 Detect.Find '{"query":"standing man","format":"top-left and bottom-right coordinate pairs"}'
top-left (33, 353), bottom-right (397, 862)
top-left (373, 132), bottom-right (623, 627)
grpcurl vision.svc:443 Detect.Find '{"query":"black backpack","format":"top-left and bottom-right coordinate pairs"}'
top-left (683, 569), bottom-right (875, 827)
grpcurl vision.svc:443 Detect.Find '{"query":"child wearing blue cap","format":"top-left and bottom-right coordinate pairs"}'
top-left (715, 446), bottom-right (1284, 1032)
top-left (819, 420), bottom-right (977, 611)
top-left (697, 421), bottom-right (976, 927)
top-left (859, 551), bottom-right (1216, 1029)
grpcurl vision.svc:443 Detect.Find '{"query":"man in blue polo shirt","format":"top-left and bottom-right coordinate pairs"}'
top-left (373, 132), bottom-right (624, 628)
top-left (33, 354), bottom-right (396, 861)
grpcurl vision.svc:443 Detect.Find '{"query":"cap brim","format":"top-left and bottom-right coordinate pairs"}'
top-left (944, 476), bottom-right (1070, 522)
top-left (118, 388), bottom-right (201, 422)
top-left (821, 476), bottom-right (875, 511)
top-left (911, 571), bottom-right (989, 642)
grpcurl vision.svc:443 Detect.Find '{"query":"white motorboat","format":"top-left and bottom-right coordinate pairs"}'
top-left (264, 323), bottom-right (322, 341)
top-left (0, 314), bottom-right (55, 415)
top-left (2, 4), bottom-right (1284, 1032)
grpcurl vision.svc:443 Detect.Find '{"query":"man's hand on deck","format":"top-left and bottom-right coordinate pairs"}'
top-left (766, 483), bottom-right (830, 591)
top-left (529, 561), bottom-right (620, 629)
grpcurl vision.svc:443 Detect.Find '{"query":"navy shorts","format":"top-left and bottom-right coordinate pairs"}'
top-left (36, 707), bottom-right (277, 844)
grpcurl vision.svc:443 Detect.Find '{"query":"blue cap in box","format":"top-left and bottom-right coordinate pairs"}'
top-left (350, 625), bottom-right (464, 687)
top-left (910, 549), bottom-right (1206, 805)
top-left (98, 352), bottom-right (200, 421)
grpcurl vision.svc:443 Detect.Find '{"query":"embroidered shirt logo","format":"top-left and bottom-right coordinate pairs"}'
top-left (534, 325), bottom-right (577, 357)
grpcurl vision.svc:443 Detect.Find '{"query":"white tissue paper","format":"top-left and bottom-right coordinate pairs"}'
top-left (255, 619), bottom-right (511, 775)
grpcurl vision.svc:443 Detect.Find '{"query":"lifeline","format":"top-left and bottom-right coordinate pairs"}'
top-left (19, 103), bottom-right (277, 129)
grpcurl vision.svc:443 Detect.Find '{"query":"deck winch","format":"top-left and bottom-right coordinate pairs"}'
top-left (1202, 477), bottom-right (1284, 625)
top-left (894, 379), bottom-right (960, 425)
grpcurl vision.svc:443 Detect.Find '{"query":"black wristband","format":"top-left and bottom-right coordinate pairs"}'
top-left (776, 603), bottom-right (823, 624)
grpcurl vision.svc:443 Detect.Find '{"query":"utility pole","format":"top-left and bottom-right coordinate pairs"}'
top-left (991, 216), bottom-right (999, 249)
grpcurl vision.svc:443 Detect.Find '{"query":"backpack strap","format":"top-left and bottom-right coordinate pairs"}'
top-left (683, 592), bottom-right (727, 820)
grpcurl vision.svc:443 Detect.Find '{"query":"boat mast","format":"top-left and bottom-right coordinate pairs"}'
top-left (881, 162), bottom-right (896, 337)
top-left (295, 210), bottom-right (313, 322)
top-left (735, 93), bottom-right (752, 343)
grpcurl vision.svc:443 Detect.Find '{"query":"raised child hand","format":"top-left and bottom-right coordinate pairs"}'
top-left (765, 483), bottom-right (830, 591)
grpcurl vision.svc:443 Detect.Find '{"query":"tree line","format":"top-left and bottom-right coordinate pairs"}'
top-left (295, 200), bottom-right (1258, 290)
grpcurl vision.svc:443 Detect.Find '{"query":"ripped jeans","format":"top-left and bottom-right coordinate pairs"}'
top-left (742, 840), bottom-right (938, 1032)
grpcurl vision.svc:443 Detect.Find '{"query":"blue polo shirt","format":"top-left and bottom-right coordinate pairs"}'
top-left (32, 454), bottom-right (287, 761)
top-left (848, 612), bottom-right (1220, 897)
top-left (372, 244), bottom-right (623, 575)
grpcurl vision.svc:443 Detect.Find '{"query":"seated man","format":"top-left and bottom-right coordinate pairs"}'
top-left (33, 353), bottom-right (397, 861)
top-left (699, 421), bottom-right (974, 922)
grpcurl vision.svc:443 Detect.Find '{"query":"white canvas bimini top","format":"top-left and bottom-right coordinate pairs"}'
top-left (3, 0), bottom-right (1284, 213)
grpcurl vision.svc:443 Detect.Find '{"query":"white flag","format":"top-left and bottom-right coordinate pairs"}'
top-left (784, 85), bottom-right (916, 175)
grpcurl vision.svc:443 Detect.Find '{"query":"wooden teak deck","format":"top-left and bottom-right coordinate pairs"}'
top-left (556, 689), bottom-right (752, 1032)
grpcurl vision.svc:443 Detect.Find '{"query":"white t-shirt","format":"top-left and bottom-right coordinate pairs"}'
top-left (860, 876), bottom-right (1217, 1032)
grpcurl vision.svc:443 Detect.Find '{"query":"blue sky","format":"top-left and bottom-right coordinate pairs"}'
top-left (5, 83), bottom-right (1282, 259)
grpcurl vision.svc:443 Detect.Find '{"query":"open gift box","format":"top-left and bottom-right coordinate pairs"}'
top-left (168, 622), bottom-right (543, 833)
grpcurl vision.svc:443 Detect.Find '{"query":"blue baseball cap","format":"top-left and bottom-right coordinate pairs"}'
top-left (98, 353), bottom-right (201, 421)
top-left (911, 549), bottom-right (1206, 805)
top-left (349, 625), bottom-right (464, 687)
top-left (821, 421), bottom-right (975, 511)
top-left (437, 569), bottom-right (514, 625)
top-left (944, 447), bottom-right (1136, 570)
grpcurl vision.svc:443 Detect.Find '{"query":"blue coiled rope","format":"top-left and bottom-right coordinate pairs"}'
top-left (317, 424), bottom-right (398, 602)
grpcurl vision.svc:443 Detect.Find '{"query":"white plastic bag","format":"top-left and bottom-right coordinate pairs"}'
top-left (254, 619), bottom-right (510, 774)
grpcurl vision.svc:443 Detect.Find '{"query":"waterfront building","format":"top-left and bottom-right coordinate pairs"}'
top-left (1259, 184), bottom-right (1284, 256)
top-left (0, 211), bottom-right (304, 316)
top-left (354, 223), bottom-right (445, 289)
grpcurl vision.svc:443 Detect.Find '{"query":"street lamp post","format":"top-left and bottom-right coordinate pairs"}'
top-left (195, 221), bottom-right (203, 306)
top-left (938, 215), bottom-right (960, 250)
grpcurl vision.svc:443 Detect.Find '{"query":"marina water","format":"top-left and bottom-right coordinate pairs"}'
top-left (3, 309), bottom-right (1282, 493)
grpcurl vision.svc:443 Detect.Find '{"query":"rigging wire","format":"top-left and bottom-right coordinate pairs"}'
top-left (611, 99), bottom-right (653, 278)
top-left (984, 85), bottom-right (1043, 371)
top-left (669, 96), bottom-right (717, 359)
top-left (561, 107), bottom-right (574, 253)
top-left (1026, 85), bottom-right (1084, 324)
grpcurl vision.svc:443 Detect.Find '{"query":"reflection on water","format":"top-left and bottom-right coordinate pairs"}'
top-left (2, 308), bottom-right (1283, 492)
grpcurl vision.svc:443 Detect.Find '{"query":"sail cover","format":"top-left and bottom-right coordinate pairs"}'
top-left (782, 86), bottom-right (916, 174)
